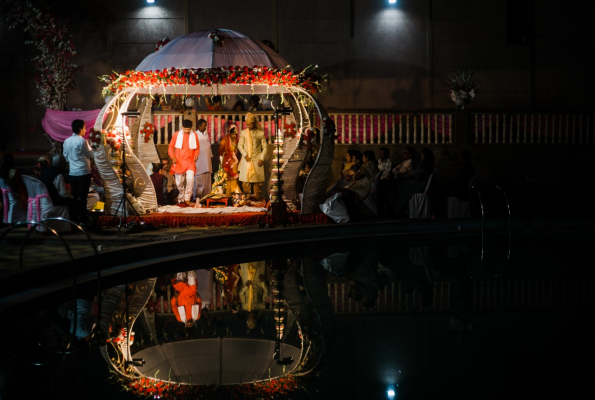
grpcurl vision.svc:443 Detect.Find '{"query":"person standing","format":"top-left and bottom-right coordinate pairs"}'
top-left (219, 124), bottom-right (240, 195)
top-left (168, 119), bottom-right (200, 207)
top-left (192, 118), bottom-right (213, 201)
top-left (63, 119), bottom-right (93, 225)
top-left (171, 271), bottom-right (202, 327)
top-left (238, 112), bottom-right (267, 199)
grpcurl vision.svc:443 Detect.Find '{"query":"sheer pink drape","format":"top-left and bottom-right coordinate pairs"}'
top-left (41, 109), bottom-right (102, 142)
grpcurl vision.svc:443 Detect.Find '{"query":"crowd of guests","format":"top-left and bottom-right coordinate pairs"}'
top-left (1, 120), bottom-right (104, 228)
top-left (326, 147), bottom-right (475, 220)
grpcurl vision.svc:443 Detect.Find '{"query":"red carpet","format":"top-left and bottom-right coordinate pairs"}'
top-left (98, 211), bottom-right (328, 228)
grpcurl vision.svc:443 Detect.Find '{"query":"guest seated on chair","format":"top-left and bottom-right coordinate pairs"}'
top-left (39, 159), bottom-right (80, 222)
top-left (392, 148), bottom-right (435, 217)
top-left (391, 147), bottom-right (417, 179)
top-left (327, 150), bottom-right (362, 194)
top-left (0, 153), bottom-right (28, 222)
top-left (150, 163), bottom-right (168, 207)
top-left (345, 150), bottom-right (378, 203)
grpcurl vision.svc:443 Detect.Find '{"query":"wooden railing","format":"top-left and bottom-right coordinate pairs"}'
top-left (317, 111), bottom-right (454, 145)
top-left (149, 110), bottom-right (595, 146)
top-left (152, 111), bottom-right (287, 145)
top-left (471, 113), bottom-right (595, 144)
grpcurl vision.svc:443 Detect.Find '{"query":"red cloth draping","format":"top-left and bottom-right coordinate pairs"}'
top-left (41, 109), bottom-right (102, 142)
top-left (97, 212), bottom-right (328, 228)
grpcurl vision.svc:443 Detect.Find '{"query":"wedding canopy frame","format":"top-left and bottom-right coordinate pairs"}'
top-left (93, 29), bottom-right (335, 217)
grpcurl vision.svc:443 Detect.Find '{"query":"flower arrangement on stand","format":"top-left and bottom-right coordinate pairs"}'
top-left (155, 37), bottom-right (171, 52)
top-left (446, 69), bottom-right (480, 110)
top-left (140, 122), bottom-right (155, 143)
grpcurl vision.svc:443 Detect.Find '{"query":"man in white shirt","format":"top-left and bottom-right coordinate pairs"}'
top-left (63, 119), bottom-right (93, 224)
top-left (192, 118), bottom-right (213, 201)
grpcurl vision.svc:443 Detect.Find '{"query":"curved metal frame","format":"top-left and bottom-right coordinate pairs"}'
top-left (485, 186), bottom-right (512, 277)
top-left (468, 182), bottom-right (484, 279)
top-left (0, 217), bottom-right (104, 359)
top-left (293, 259), bottom-right (326, 377)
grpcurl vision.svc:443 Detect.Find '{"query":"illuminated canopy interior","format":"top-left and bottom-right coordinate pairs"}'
top-left (133, 338), bottom-right (301, 385)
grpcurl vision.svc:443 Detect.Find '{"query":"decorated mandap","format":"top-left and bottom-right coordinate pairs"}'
top-left (92, 29), bottom-right (336, 225)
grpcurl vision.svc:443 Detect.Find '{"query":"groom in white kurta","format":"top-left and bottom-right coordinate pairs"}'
top-left (238, 113), bottom-right (267, 199)
top-left (192, 119), bottom-right (213, 201)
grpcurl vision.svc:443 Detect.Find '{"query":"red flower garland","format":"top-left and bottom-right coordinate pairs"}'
top-left (117, 374), bottom-right (302, 400)
top-left (100, 66), bottom-right (329, 97)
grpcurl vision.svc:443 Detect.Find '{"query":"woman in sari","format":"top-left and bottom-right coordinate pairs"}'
top-left (219, 124), bottom-right (240, 195)
top-left (327, 150), bottom-right (362, 194)
top-left (345, 150), bottom-right (379, 201)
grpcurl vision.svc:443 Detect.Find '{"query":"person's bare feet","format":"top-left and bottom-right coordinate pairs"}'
top-left (185, 200), bottom-right (195, 206)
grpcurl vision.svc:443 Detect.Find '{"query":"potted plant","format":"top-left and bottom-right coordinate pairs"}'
top-left (447, 69), bottom-right (480, 110)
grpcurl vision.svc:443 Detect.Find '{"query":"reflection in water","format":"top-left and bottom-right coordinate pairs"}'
top-left (2, 239), bottom-right (594, 399)
top-left (101, 260), bottom-right (326, 398)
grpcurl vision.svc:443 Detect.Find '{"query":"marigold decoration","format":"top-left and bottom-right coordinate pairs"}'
top-left (5, 0), bottom-right (81, 111)
top-left (100, 65), bottom-right (329, 97)
top-left (284, 123), bottom-right (297, 138)
top-left (211, 157), bottom-right (227, 191)
top-left (88, 128), bottom-right (105, 149)
top-left (208, 29), bottom-right (224, 46)
top-left (141, 122), bottom-right (155, 143)
top-left (155, 37), bottom-right (171, 52)
top-left (213, 267), bottom-right (228, 284)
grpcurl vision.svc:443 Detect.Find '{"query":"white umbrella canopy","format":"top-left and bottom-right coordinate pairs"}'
top-left (136, 29), bottom-right (290, 71)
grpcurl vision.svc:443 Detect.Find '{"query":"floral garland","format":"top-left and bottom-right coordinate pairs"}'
top-left (100, 65), bottom-right (329, 97)
top-left (115, 374), bottom-right (302, 399)
top-left (141, 122), bottom-right (155, 143)
top-left (5, 0), bottom-right (81, 110)
top-left (208, 29), bottom-right (224, 47)
top-left (211, 157), bottom-right (227, 190)
top-left (284, 123), bottom-right (297, 138)
top-left (155, 36), bottom-right (171, 52)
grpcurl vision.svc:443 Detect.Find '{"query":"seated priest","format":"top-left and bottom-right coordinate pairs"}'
top-left (171, 271), bottom-right (202, 327)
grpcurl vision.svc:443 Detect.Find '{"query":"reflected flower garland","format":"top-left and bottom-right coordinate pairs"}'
top-left (114, 374), bottom-right (302, 400)
top-left (100, 66), bottom-right (329, 97)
